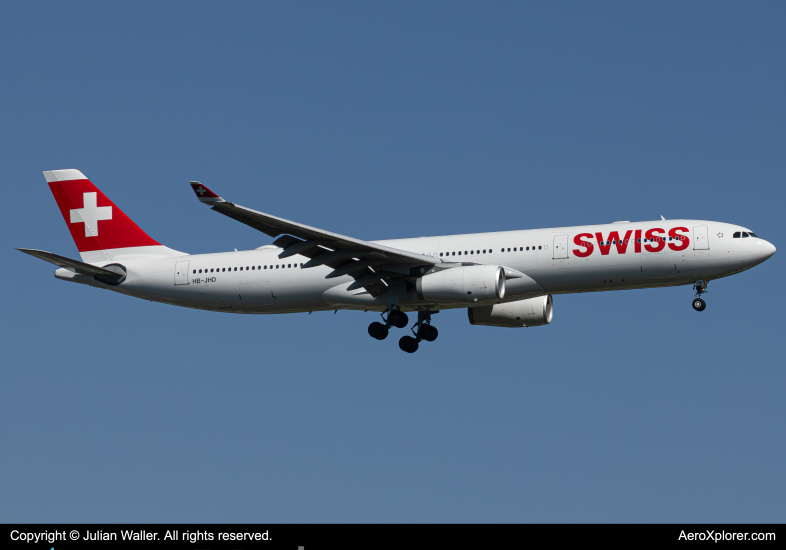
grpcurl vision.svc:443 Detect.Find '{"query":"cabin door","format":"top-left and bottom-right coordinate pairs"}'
top-left (552, 234), bottom-right (569, 259)
top-left (693, 226), bottom-right (709, 250)
top-left (174, 261), bottom-right (190, 285)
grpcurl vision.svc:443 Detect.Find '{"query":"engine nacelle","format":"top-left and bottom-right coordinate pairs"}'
top-left (468, 295), bottom-right (553, 328)
top-left (416, 265), bottom-right (505, 303)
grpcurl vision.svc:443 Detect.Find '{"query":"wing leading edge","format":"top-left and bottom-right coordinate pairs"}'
top-left (189, 182), bottom-right (437, 297)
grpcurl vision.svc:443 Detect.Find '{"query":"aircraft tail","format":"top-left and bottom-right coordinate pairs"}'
top-left (44, 169), bottom-right (185, 263)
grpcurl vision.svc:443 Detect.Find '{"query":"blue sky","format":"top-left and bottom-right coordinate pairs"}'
top-left (1, 2), bottom-right (784, 522)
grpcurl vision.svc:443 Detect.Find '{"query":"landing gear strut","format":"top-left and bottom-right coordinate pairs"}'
top-left (399, 310), bottom-right (439, 353)
top-left (368, 306), bottom-right (409, 340)
top-left (692, 280), bottom-right (708, 311)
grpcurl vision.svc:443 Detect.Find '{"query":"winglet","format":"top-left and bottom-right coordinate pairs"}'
top-left (190, 181), bottom-right (226, 204)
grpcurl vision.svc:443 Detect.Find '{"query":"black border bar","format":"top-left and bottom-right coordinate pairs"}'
top-left (3, 524), bottom-right (783, 548)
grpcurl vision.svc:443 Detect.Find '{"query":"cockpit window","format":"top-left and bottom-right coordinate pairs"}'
top-left (733, 232), bottom-right (741, 238)
top-left (742, 232), bottom-right (749, 238)
top-left (748, 232), bottom-right (758, 237)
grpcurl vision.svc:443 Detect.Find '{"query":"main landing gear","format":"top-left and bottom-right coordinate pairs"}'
top-left (398, 310), bottom-right (439, 354)
top-left (368, 307), bottom-right (409, 341)
top-left (692, 280), bottom-right (708, 311)
top-left (368, 308), bottom-right (439, 353)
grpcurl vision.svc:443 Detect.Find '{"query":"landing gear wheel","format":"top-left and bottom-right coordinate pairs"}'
top-left (399, 335), bottom-right (419, 353)
top-left (388, 309), bottom-right (409, 329)
top-left (368, 322), bottom-right (389, 340)
top-left (419, 324), bottom-right (438, 342)
top-left (692, 298), bottom-right (706, 312)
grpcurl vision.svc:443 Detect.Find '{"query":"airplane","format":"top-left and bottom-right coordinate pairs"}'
top-left (18, 169), bottom-right (776, 353)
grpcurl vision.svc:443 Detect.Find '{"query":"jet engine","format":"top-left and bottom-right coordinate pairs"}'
top-left (468, 295), bottom-right (553, 328)
top-left (416, 265), bottom-right (505, 303)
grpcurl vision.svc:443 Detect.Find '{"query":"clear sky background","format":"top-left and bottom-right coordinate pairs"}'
top-left (1, 2), bottom-right (784, 522)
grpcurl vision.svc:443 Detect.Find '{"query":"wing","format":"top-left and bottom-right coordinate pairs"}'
top-left (189, 182), bottom-right (437, 297)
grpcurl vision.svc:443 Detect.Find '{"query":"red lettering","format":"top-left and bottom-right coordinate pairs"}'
top-left (635, 229), bottom-right (642, 253)
top-left (572, 233), bottom-right (594, 257)
top-left (644, 228), bottom-right (666, 252)
top-left (668, 226), bottom-right (690, 251)
top-left (617, 230), bottom-right (633, 254)
top-left (594, 230), bottom-right (633, 255)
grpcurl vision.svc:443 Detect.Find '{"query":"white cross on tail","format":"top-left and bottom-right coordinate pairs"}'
top-left (70, 192), bottom-right (112, 237)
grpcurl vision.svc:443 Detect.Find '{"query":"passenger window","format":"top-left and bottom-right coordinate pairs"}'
top-left (288, 264), bottom-right (292, 268)
top-left (193, 270), bottom-right (196, 274)
top-left (440, 253), bottom-right (443, 256)
top-left (538, 246), bottom-right (542, 250)
top-left (458, 251), bottom-right (461, 255)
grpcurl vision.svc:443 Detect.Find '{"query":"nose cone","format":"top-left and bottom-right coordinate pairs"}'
top-left (762, 240), bottom-right (776, 260)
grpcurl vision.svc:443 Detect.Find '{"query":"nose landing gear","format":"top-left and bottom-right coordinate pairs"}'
top-left (692, 280), bottom-right (708, 311)
top-left (368, 306), bottom-right (409, 340)
top-left (398, 310), bottom-right (439, 353)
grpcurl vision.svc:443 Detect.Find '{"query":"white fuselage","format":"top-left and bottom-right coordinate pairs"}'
top-left (54, 220), bottom-right (775, 314)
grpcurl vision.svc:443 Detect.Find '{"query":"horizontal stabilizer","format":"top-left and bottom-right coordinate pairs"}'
top-left (16, 248), bottom-right (122, 277)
